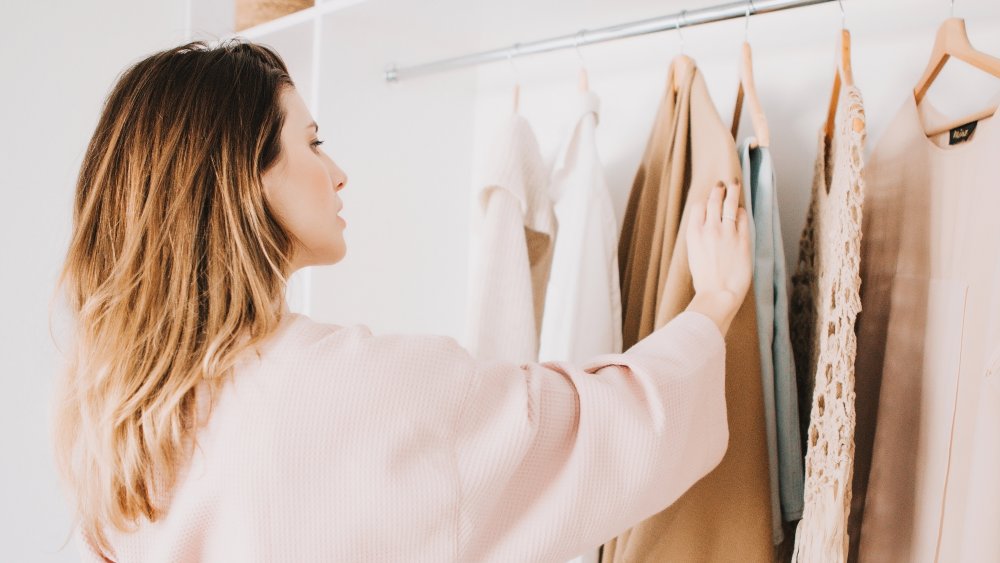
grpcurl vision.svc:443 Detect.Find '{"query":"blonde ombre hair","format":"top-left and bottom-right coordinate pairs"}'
top-left (51, 38), bottom-right (302, 555)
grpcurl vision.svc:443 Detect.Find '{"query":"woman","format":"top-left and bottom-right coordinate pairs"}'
top-left (52, 39), bottom-right (751, 562)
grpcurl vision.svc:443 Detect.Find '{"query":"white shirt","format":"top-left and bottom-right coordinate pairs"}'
top-left (539, 89), bottom-right (623, 364)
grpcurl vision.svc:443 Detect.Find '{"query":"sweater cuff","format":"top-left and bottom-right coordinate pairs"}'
top-left (627, 310), bottom-right (725, 360)
top-left (579, 310), bottom-right (725, 374)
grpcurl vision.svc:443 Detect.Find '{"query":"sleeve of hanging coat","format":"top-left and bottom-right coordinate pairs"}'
top-left (452, 309), bottom-right (729, 562)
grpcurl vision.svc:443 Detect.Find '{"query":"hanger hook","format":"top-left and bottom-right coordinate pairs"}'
top-left (950, 0), bottom-right (955, 17)
top-left (838, 0), bottom-right (846, 29)
top-left (574, 29), bottom-right (587, 66)
top-left (507, 44), bottom-right (520, 84)
top-left (676, 10), bottom-right (686, 54)
top-left (744, 0), bottom-right (753, 42)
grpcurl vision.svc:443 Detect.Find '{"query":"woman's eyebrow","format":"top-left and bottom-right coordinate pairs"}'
top-left (307, 121), bottom-right (319, 133)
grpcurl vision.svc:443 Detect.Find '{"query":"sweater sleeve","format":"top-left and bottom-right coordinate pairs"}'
top-left (452, 310), bottom-right (729, 562)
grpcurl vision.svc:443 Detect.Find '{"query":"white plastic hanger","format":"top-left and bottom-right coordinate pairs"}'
top-left (574, 30), bottom-right (590, 93)
top-left (731, 0), bottom-right (770, 148)
top-left (914, 1), bottom-right (1000, 137)
top-left (671, 10), bottom-right (694, 94)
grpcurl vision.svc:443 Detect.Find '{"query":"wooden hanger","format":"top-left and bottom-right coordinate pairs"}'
top-left (578, 67), bottom-right (589, 93)
top-left (732, 41), bottom-right (770, 148)
top-left (824, 28), bottom-right (863, 140)
top-left (507, 47), bottom-right (521, 114)
top-left (914, 17), bottom-right (1000, 137)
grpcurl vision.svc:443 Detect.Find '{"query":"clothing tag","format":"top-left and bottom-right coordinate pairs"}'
top-left (949, 120), bottom-right (978, 145)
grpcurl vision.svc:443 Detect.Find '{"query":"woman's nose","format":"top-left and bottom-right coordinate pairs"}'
top-left (328, 160), bottom-right (347, 191)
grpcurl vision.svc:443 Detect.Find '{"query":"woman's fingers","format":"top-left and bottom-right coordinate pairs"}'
top-left (722, 177), bottom-right (740, 232)
top-left (707, 181), bottom-right (725, 225)
top-left (685, 176), bottom-right (755, 335)
top-left (737, 207), bottom-right (750, 243)
top-left (707, 178), bottom-right (741, 229)
top-left (688, 200), bottom-right (706, 236)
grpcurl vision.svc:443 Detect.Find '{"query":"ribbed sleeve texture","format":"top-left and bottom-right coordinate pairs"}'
top-left (77, 309), bottom-right (728, 563)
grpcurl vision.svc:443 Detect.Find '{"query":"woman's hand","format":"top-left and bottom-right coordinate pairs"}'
top-left (684, 177), bottom-right (753, 337)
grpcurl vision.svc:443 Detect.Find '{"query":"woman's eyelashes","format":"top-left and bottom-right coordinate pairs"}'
top-left (311, 139), bottom-right (325, 150)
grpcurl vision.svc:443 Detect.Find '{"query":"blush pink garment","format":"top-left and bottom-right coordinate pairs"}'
top-left (74, 309), bottom-right (729, 563)
top-left (854, 92), bottom-right (1000, 562)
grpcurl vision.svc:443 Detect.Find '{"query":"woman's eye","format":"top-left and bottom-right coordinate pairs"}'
top-left (311, 139), bottom-right (325, 149)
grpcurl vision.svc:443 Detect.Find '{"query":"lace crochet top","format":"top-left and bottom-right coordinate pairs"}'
top-left (790, 85), bottom-right (867, 562)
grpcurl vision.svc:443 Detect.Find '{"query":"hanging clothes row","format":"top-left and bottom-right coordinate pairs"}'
top-left (464, 9), bottom-right (1000, 563)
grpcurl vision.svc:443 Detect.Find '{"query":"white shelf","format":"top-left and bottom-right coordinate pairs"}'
top-left (202, 0), bottom-right (368, 42)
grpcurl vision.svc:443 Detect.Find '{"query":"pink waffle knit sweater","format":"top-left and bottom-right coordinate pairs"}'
top-left (75, 309), bottom-right (729, 562)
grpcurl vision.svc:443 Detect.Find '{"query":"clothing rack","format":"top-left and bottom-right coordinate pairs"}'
top-left (383, 0), bottom-right (838, 82)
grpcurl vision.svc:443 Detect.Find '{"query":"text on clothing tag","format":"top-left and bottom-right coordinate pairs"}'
top-left (949, 120), bottom-right (978, 145)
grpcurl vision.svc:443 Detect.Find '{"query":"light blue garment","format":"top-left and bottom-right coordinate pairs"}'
top-left (739, 138), bottom-right (804, 546)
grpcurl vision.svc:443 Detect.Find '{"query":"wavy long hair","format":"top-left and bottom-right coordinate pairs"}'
top-left (50, 38), bottom-right (302, 556)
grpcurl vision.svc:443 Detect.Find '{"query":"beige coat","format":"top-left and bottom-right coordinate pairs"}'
top-left (602, 54), bottom-right (773, 563)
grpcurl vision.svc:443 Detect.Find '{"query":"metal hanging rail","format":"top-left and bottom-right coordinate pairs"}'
top-left (383, 0), bottom-right (838, 82)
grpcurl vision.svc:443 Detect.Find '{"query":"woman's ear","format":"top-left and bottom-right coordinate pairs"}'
top-left (260, 161), bottom-right (282, 201)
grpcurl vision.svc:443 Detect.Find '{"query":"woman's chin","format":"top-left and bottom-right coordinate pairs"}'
top-left (294, 240), bottom-right (347, 268)
top-left (322, 244), bottom-right (347, 265)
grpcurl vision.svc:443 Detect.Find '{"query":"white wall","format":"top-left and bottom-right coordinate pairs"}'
top-left (0, 2), bottom-right (188, 561)
top-left (307, 1), bottom-right (484, 334)
top-left (3, 0), bottom-right (999, 561)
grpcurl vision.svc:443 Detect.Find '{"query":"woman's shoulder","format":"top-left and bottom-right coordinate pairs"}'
top-left (264, 312), bottom-right (476, 376)
top-left (236, 314), bottom-right (476, 428)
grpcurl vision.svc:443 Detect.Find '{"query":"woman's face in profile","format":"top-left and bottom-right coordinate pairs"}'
top-left (262, 86), bottom-right (348, 272)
